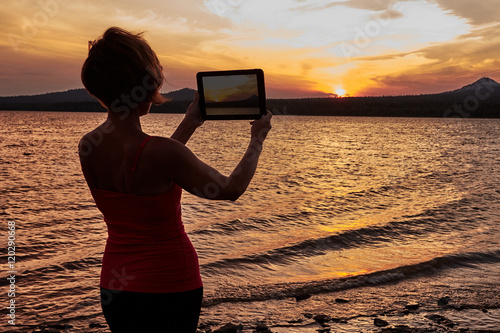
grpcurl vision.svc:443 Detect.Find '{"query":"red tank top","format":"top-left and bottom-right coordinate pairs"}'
top-left (90, 136), bottom-right (202, 293)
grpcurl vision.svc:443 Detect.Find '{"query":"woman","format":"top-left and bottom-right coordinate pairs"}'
top-left (78, 27), bottom-right (272, 332)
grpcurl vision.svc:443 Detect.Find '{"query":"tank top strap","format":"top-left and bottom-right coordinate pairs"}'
top-left (131, 135), bottom-right (153, 173)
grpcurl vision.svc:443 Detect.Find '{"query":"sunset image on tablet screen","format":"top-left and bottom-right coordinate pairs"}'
top-left (203, 74), bottom-right (260, 115)
top-left (204, 75), bottom-right (258, 102)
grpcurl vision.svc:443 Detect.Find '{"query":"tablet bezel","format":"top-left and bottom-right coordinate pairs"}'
top-left (196, 69), bottom-right (267, 120)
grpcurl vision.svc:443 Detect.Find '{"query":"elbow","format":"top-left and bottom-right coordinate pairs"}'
top-left (219, 178), bottom-right (247, 201)
top-left (225, 188), bottom-right (244, 201)
top-left (227, 195), bottom-right (239, 202)
top-left (199, 177), bottom-right (247, 201)
top-left (198, 185), bottom-right (243, 201)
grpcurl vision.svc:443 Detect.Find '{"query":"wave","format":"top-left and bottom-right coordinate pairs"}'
top-left (203, 248), bottom-right (500, 306)
top-left (191, 181), bottom-right (444, 239)
top-left (0, 256), bottom-right (102, 286)
top-left (200, 214), bottom-right (451, 273)
top-left (191, 217), bottom-right (268, 236)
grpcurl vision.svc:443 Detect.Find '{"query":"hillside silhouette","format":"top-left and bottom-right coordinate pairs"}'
top-left (1, 78), bottom-right (499, 118)
top-left (266, 77), bottom-right (500, 118)
top-left (0, 88), bottom-right (197, 114)
top-left (0, 87), bottom-right (195, 104)
top-left (206, 95), bottom-right (260, 108)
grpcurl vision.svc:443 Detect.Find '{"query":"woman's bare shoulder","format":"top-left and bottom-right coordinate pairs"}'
top-left (78, 131), bottom-right (95, 159)
top-left (78, 128), bottom-right (104, 159)
top-left (145, 135), bottom-right (202, 171)
top-left (148, 136), bottom-right (190, 157)
top-left (78, 122), bottom-right (121, 157)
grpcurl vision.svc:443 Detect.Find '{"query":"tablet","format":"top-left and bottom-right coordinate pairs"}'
top-left (196, 69), bottom-right (267, 120)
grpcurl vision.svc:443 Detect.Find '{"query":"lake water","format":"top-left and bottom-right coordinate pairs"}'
top-left (1, 111), bottom-right (499, 332)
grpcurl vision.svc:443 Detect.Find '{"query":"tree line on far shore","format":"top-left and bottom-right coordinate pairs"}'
top-left (1, 93), bottom-right (499, 118)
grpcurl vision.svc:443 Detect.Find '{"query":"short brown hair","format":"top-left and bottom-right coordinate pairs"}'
top-left (81, 27), bottom-right (164, 109)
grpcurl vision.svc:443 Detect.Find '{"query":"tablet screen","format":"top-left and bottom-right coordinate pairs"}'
top-left (197, 69), bottom-right (266, 120)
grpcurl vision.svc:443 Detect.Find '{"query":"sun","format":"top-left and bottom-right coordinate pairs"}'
top-left (335, 87), bottom-right (347, 97)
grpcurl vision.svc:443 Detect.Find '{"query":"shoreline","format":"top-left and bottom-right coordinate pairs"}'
top-left (6, 301), bottom-right (499, 333)
top-left (4, 262), bottom-right (500, 333)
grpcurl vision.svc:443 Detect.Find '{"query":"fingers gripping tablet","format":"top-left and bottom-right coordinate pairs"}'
top-left (196, 69), bottom-right (267, 120)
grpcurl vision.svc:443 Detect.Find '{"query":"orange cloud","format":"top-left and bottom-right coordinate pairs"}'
top-left (355, 22), bottom-right (500, 96)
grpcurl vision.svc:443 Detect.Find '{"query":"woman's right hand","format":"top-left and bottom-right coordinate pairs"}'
top-left (171, 92), bottom-right (204, 145)
top-left (184, 91), bottom-right (204, 128)
top-left (250, 110), bottom-right (273, 143)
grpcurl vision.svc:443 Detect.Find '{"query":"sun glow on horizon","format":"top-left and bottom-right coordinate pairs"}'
top-left (335, 87), bottom-right (347, 97)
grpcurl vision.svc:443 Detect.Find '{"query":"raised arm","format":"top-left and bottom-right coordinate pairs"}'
top-left (156, 111), bottom-right (272, 201)
top-left (170, 92), bottom-right (204, 145)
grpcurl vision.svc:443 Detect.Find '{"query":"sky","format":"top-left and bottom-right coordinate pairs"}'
top-left (1, 0), bottom-right (499, 98)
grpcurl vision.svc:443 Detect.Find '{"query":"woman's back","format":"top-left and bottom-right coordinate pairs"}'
top-left (80, 124), bottom-right (174, 196)
top-left (84, 132), bottom-right (203, 294)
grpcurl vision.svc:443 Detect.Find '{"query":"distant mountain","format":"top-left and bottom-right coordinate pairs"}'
top-left (205, 94), bottom-right (260, 108)
top-left (0, 89), bottom-right (95, 104)
top-left (442, 77), bottom-right (500, 96)
top-left (0, 87), bottom-right (196, 104)
top-left (164, 88), bottom-right (196, 101)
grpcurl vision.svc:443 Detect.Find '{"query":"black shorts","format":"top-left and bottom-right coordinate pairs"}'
top-left (100, 286), bottom-right (203, 333)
